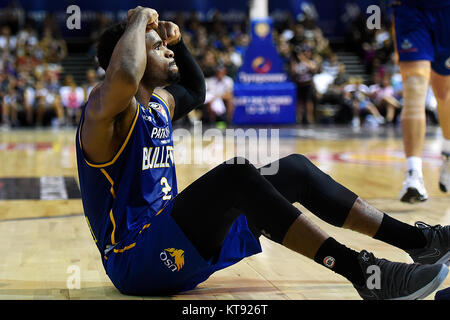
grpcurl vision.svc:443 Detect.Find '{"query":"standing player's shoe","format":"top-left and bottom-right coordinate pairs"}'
top-left (439, 152), bottom-right (450, 193)
top-left (405, 221), bottom-right (450, 266)
top-left (399, 170), bottom-right (428, 203)
top-left (353, 250), bottom-right (449, 300)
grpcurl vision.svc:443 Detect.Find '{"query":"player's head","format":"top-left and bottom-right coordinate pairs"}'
top-left (97, 22), bottom-right (180, 88)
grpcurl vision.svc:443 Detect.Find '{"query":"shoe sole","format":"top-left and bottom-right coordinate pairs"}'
top-left (412, 251), bottom-right (450, 266)
top-left (400, 188), bottom-right (428, 204)
top-left (435, 251), bottom-right (450, 266)
top-left (390, 264), bottom-right (449, 300)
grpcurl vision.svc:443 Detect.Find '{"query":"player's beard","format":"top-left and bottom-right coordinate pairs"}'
top-left (167, 68), bottom-right (180, 84)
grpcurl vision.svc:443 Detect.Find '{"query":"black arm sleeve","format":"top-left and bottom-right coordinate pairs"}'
top-left (165, 39), bottom-right (206, 122)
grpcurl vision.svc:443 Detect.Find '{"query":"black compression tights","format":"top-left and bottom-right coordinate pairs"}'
top-left (170, 154), bottom-right (358, 260)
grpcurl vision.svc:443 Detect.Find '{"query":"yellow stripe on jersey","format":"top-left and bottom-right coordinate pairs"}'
top-left (109, 209), bottom-right (117, 245)
top-left (100, 168), bottom-right (116, 198)
top-left (152, 93), bottom-right (169, 110)
top-left (85, 216), bottom-right (98, 243)
top-left (113, 242), bottom-right (136, 253)
top-left (82, 104), bottom-right (140, 168)
top-left (100, 168), bottom-right (118, 244)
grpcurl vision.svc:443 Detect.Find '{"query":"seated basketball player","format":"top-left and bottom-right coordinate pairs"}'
top-left (76, 6), bottom-right (450, 300)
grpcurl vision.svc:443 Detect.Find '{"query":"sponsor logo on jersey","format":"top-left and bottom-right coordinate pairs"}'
top-left (149, 102), bottom-right (169, 122)
top-left (160, 248), bottom-right (185, 272)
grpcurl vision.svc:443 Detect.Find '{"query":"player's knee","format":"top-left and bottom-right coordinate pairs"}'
top-left (227, 156), bottom-right (251, 166)
top-left (223, 157), bottom-right (258, 179)
top-left (284, 154), bottom-right (314, 179)
top-left (401, 75), bottom-right (429, 120)
top-left (285, 153), bottom-right (308, 163)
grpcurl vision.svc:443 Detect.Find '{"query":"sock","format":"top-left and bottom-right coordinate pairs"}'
top-left (406, 156), bottom-right (422, 176)
top-left (442, 139), bottom-right (450, 156)
top-left (373, 213), bottom-right (426, 250)
top-left (314, 237), bottom-right (365, 286)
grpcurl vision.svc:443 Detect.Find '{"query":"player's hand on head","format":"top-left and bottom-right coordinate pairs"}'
top-left (157, 21), bottom-right (181, 46)
top-left (127, 6), bottom-right (159, 32)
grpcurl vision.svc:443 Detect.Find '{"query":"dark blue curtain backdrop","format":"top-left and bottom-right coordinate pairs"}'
top-left (0, 0), bottom-right (386, 38)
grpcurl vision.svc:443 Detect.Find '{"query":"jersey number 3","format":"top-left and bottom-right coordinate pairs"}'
top-left (160, 177), bottom-right (172, 200)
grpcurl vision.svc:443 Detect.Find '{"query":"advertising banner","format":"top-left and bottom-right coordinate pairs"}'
top-left (233, 18), bottom-right (296, 124)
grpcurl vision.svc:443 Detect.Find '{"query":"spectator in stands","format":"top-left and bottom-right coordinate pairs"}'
top-left (368, 74), bottom-right (401, 125)
top-left (201, 49), bottom-right (218, 78)
top-left (35, 78), bottom-right (64, 127)
top-left (322, 53), bottom-right (341, 79)
top-left (23, 77), bottom-right (35, 125)
top-left (344, 77), bottom-right (385, 128)
top-left (33, 80), bottom-right (47, 126)
top-left (83, 69), bottom-right (99, 101)
top-left (1, 78), bottom-right (18, 127)
top-left (59, 75), bottom-right (84, 126)
top-left (0, 25), bottom-right (17, 53)
top-left (39, 27), bottom-right (67, 64)
top-left (234, 33), bottom-right (249, 60)
top-left (289, 44), bottom-right (318, 124)
top-left (289, 24), bottom-right (306, 48)
top-left (204, 65), bottom-right (234, 124)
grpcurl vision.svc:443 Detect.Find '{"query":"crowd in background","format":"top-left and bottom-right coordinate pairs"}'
top-left (0, 5), bottom-right (440, 129)
top-left (0, 14), bottom-right (97, 128)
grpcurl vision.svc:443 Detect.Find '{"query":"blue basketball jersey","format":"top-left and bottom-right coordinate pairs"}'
top-left (76, 93), bottom-right (177, 257)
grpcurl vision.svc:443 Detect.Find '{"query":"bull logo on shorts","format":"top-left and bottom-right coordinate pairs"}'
top-left (160, 248), bottom-right (185, 272)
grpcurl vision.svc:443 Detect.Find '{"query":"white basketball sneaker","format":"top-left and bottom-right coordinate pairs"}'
top-left (439, 153), bottom-right (450, 193)
top-left (399, 170), bottom-right (428, 203)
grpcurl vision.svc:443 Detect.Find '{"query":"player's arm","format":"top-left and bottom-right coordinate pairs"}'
top-left (154, 21), bottom-right (206, 122)
top-left (91, 7), bottom-right (159, 120)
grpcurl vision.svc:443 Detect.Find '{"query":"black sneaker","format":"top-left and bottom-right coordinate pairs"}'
top-left (406, 221), bottom-right (450, 266)
top-left (353, 250), bottom-right (449, 300)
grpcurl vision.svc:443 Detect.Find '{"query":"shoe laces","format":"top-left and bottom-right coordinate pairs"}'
top-left (405, 170), bottom-right (424, 185)
top-left (415, 221), bottom-right (442, 230)
top-left (415, 221), bottom-right (450, 246)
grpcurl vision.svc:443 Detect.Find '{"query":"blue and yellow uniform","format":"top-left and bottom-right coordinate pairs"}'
top-left (76, 94), bottom-right (261, 295)
top-left (391, 0), bottom-right (450, 75)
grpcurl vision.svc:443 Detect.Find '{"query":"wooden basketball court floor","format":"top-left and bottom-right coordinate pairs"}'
top-left (0, 125), bottom-right (449, 300)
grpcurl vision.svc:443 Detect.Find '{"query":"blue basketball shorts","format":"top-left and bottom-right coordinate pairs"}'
top-left (393, 4), bottom-right (450, 75)
top-left (104, 200), bottom-right (262, 296)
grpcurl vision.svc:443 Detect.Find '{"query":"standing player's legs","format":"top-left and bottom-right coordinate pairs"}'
top-left (393, 3), bottom-right (436, 203)
top-left (398, 61), bottom-right (430, 202)
top-left (431, 70), bottom-right (450, 192)
top-left (428, 3), bottom-right (450, 193)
